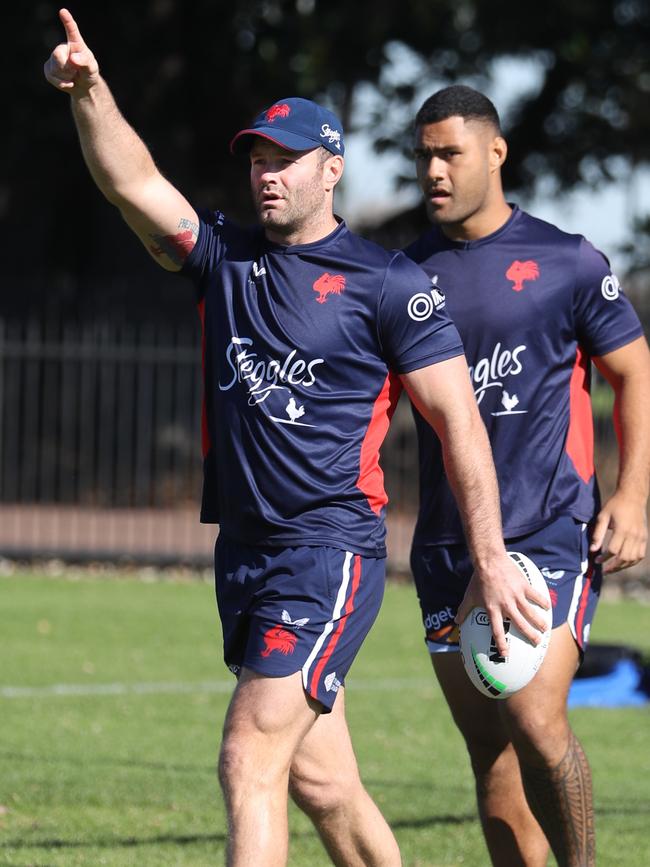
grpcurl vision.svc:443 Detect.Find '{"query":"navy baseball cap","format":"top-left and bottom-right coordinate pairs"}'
top-left (230, 97), bottom-right (345, 156)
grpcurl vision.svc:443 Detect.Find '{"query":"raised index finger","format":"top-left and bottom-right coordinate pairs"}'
top-left (59, 8), bottom-right (85, 49)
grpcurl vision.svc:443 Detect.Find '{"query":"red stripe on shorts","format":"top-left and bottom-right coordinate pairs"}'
top-left (309, 554), bottom-right (362, 696)
top-left (575, 560), bottom-right (594, 646)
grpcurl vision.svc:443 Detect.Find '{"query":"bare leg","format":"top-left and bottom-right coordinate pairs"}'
top-left (506, 624), bottom-right (595, 867)
top-left (433, 653), bottom-right (549, 867)
top-left (218, 668), bottom-right (320, 867)
top-left (290, 687), bottom-right (402, 867)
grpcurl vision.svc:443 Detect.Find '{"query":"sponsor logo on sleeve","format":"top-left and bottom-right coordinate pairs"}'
top-left (407, 275), bottom-right (446, 322)
top-left (601, 274), bottom-right (620, 301)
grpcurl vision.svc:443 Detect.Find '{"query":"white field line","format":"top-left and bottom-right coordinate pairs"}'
top-left (0, 677), bottom-right (433, 700)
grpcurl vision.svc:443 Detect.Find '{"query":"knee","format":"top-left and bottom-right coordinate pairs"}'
top-left (461, 722), bottom-right (511, 780)
top-left (218, 735), bottom-right (269, 800)
top-left (289, 762), bottom-right (352, 819)
top-left (507, 706), bottom-right (571, 766)
top-left (218, 738), bottom-right (246, 796)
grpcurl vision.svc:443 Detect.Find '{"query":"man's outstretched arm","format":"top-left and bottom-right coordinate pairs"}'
top-left (44, 8), bottom-right (199, 271)
top-left (401, 356), bottom-right (549, 656)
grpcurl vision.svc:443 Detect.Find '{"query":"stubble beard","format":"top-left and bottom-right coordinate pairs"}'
top-left (255, 175), bottom-right (326, 239)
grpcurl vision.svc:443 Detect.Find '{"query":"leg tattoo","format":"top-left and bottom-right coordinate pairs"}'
top-left (521, 732), bottom-right (595, 867)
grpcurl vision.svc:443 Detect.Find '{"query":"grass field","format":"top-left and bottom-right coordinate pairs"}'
top-left (1, 570), bottom-right (649, 866)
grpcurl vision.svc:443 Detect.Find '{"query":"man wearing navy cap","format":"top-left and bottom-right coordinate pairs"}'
top-left (45, 11), bottom-right (548, 866)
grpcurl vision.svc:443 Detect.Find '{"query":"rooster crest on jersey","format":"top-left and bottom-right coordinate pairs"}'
top-left (506, 259), bottom-right (540, 292)
top-left (313, 272), bottom-right (346, 304)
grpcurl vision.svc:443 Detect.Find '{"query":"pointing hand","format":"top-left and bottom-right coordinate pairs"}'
top-left (43, 8), bottom-right (99, 95)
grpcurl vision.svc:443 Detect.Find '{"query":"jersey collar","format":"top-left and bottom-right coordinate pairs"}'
top-left (438, 204), bottom-right (522, 250)
top-left (262, 217), bottom-right (348, 255)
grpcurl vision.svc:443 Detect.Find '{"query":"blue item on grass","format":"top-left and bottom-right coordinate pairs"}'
top-left (568, 658), bottom-right (649, 707)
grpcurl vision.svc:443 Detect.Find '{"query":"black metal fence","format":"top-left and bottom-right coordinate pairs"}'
top-left (0, 318), bottom-right (215, 566)
top-left (0, 318), bottom-right (420, 569)
top-left (0, 316), bottom-right (628, 574)
top-left (0, 318), bottom-right (203, 507)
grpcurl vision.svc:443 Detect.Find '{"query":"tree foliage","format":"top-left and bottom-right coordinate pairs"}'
top-left (373, 0), bottom-right (650, 195)
top-left (4, 0), bottom-right (649, 318)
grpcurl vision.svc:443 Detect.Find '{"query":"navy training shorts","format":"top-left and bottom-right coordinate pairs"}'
top-left (410, 515), bottom-right (602, 655)
top-left (214, 537), bottom-right (386, 711)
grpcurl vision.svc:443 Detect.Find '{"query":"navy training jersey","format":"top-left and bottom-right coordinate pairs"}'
top-left (405, 205), bottom-right (644, 545)
top-left (182, 212), bottom-right (463, 556)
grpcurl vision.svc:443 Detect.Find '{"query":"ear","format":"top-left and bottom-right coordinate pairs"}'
top-left (490, 136), bottom-right (508, 171)
top-left (323, 154), bottom-right (344, 190)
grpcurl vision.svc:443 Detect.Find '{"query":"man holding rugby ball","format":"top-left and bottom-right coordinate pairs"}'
top-left (406, 84), bottom-right (650, 867)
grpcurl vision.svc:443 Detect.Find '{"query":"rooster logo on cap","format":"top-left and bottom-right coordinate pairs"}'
top-left (266, 103), bottom-right (291, 122)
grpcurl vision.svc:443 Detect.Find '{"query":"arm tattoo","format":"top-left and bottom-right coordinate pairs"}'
top-left (148, 225), bottom-right (196, 266)
top-left (521, 731), bottom-right (595, 866)
top-left (178, 217), bottom-right (199, 235)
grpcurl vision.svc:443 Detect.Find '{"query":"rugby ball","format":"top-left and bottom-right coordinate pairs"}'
top-left (459, 551), bottom-right (553, 699)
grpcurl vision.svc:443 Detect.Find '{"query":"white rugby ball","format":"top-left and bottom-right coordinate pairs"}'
top-left (459, 551), bottom-right (553, 699)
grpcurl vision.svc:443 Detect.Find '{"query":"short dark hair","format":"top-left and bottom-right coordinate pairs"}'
top-left (415, 85), bottom-right (502, 134)
top-left (317, 146), bottom-right (333, 164)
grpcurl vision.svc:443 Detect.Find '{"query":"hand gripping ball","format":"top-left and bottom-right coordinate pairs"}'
top-left (459, 552), bottom-right (553, 699)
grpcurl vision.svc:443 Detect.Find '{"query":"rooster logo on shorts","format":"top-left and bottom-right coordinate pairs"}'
top-left (261, 626), bottom-right (297, 657)
top-left (506, 260), bottom-right (540, 292)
